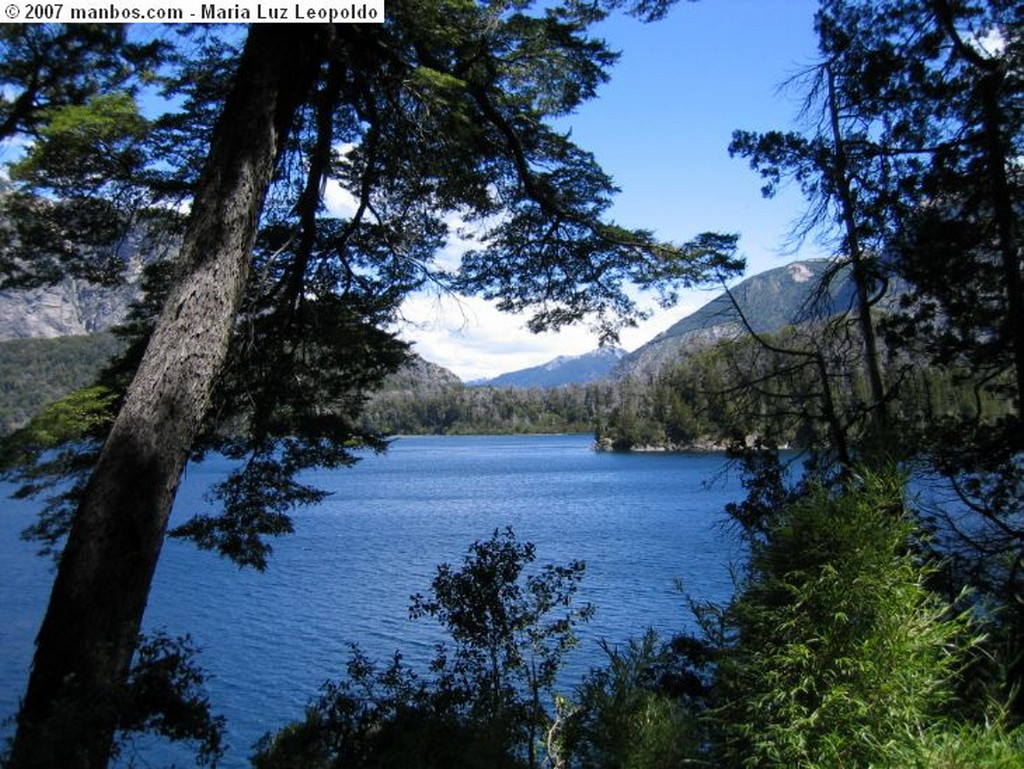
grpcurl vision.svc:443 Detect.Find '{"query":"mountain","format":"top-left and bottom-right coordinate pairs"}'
top-left (472, 346), bottom-right (626, 388)
top-left (0, 257), bottom-right (877, 433)
top-left (376, 352), bottom-right (463, 393)
top-left (612, 260), bottom-right (854, 381)
top-left (0, 221), bottom-right (179, 341)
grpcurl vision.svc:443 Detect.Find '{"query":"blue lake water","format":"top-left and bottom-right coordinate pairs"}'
top-left (1, 433), bottom-right (746, 767)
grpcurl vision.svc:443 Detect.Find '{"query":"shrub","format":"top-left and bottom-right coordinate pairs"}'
top-left (253, 528), bottom-right (592, 768)
top-left (714, 470), bottom-right (977, 767)
top-left (556, 629), bottom-right (705, 768)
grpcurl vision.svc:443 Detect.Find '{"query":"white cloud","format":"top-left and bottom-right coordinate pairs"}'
top-left (969, 26), bottom-right (1006, 57)
top-left (318, 152), bottom-right (739, 383)
top-left (396, 286), bottom-right (719, 382)
top-left (396, 292), bottom-right (592, 381)
top-left (433, 212), bottom-right (483, 272)
top-left (322, 178), bottom-right (359, 219)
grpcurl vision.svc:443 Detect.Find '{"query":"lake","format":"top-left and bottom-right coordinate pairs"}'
top-left (1, 433), bottom-right (746, 767)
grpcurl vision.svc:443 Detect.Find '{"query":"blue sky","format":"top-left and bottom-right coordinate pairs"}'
top-left (405, 0), bottom-right (831, 380)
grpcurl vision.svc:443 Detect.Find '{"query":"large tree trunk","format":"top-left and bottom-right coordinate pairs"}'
top-left (10, 25), bottom-right (327, 769)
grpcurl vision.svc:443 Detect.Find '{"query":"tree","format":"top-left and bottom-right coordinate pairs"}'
top-left (4, 8), bottom-right (741, 768)
top-left (874, 0), bottom-right (1024, 561)
top-left (8, 24), bottom-right (331, 768)
top-left (0, 24), bottom-right (164, 143)
top-left (921, 0), bottom-right (1024, 406)
top-left (556, 630), bottom-right (704, 768)
top-left (0, 24), bottom-right (168, 291)
top-left (730, 0), bottom-right (1023, 570)
top-left (720, 0), bottom-right (1024, 743)
top-left (729, 56), bottom-right (898, 451)
top-left (800, 0), bottom-right (1024, 704)
top-left (798, 0), bottom-right (1023, 426)
top-left (252, 528), bottom-right (592, 769)
top-left (410, 528), bottom-right (593, 767)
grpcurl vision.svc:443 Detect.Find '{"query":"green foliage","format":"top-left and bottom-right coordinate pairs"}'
top-left (252, 647), bottom-right (502, 769)
top-left (0, 26), bottom-right (170, 290)
top-left (0, 24), bottom-right (165, 141)
top-left (1, 2), bottom-right (740, 576)
top-left (714, 470), bottom-right (981, 768)
top-left (0, 631), bottom-right (225, 768)
top-left (708, 0), bottom-right (1024, 738)
top-left (557, 630), bottom-right (704, 768)
top-left (253, 528), bottom-right (592, 769)
top-left (896, 721), bottom-right (1024, 768)
top-left (0, 333), bottom-right (123, 434)
top-left (597, 325), bottom-right (1015, 454)
top-left (794, 0), bottom-right (1024, 708)
top-left (0, 384), bottom-right (117, 456)
top-left (170, 294), bottom-right (411, 570)
top-left (1, 3), bottom-right (1019, 765)
top-left (411, 528), bottom-right (593, 730)
top-left (9, 91), bottom-right (149, 200)
top-left (600, 332), bottom-right (823, 452)
top-left (0, 383), bottom-right (118, 557)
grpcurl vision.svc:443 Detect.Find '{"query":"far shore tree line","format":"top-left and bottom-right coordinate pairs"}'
top-left (1, 0), bottom-right (1022, 766)
top-left (4, 318), bottom-right (1003, 450)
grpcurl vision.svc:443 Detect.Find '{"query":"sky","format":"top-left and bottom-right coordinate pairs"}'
top-left (402, 0), bottom-right (830, 381)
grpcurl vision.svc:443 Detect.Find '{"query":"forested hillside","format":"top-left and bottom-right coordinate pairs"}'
top-left (613, 260), bottom-right (836, 380)
top-left (0, 333), bottom-right (122, 433)
top-left (0, 328), bottom-right (616, 438)
top-left (0, 261), bottom-right (1003, 446)
top-left (364, 377), bottom-right (614, 436)
top-left (600, 325), bottom-right (1015, 451)
top-left (0, 255), bottom-right (870, 440)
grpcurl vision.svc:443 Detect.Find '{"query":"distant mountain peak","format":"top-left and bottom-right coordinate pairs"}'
top-left (543, 346), bottom-right (623, 371)
top-left (611, 259), bottom-right (847, 381)
top-left (461, 258), bottom-right (848, 388)
top-left (474, 346), bottom-right (625, 388)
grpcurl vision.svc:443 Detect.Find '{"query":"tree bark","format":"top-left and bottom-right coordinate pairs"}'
top-left (825, 65), bottom-right (889, 434)
top-left (10, 24), bottom-right (327, 769)
top-left (930, 0), bottom-right (1024, 414)
top-left (977, 73), bottom-right (1024, 415)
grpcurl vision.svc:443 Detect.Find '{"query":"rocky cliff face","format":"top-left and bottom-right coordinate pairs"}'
top-left (0, 277), bottom-right (138, 340)
top-left (0, 226), bottom-right (166, 340)
top-left (376, 351), bottom-right (463, 392)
